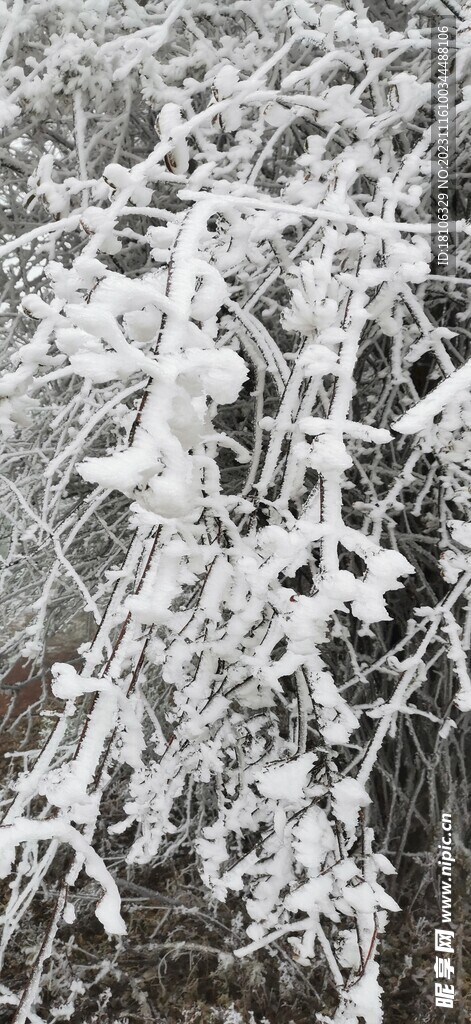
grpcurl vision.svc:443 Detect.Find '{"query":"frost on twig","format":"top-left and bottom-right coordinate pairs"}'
top-left (0, 1), bottom-right (470, 1022)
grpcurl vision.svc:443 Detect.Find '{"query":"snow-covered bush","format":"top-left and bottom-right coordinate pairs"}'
top-left (0, 1), bottom-right (470, 1022)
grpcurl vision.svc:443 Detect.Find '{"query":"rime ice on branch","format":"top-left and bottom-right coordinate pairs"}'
top-left (0, 2), bottom-right (470, 1023)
